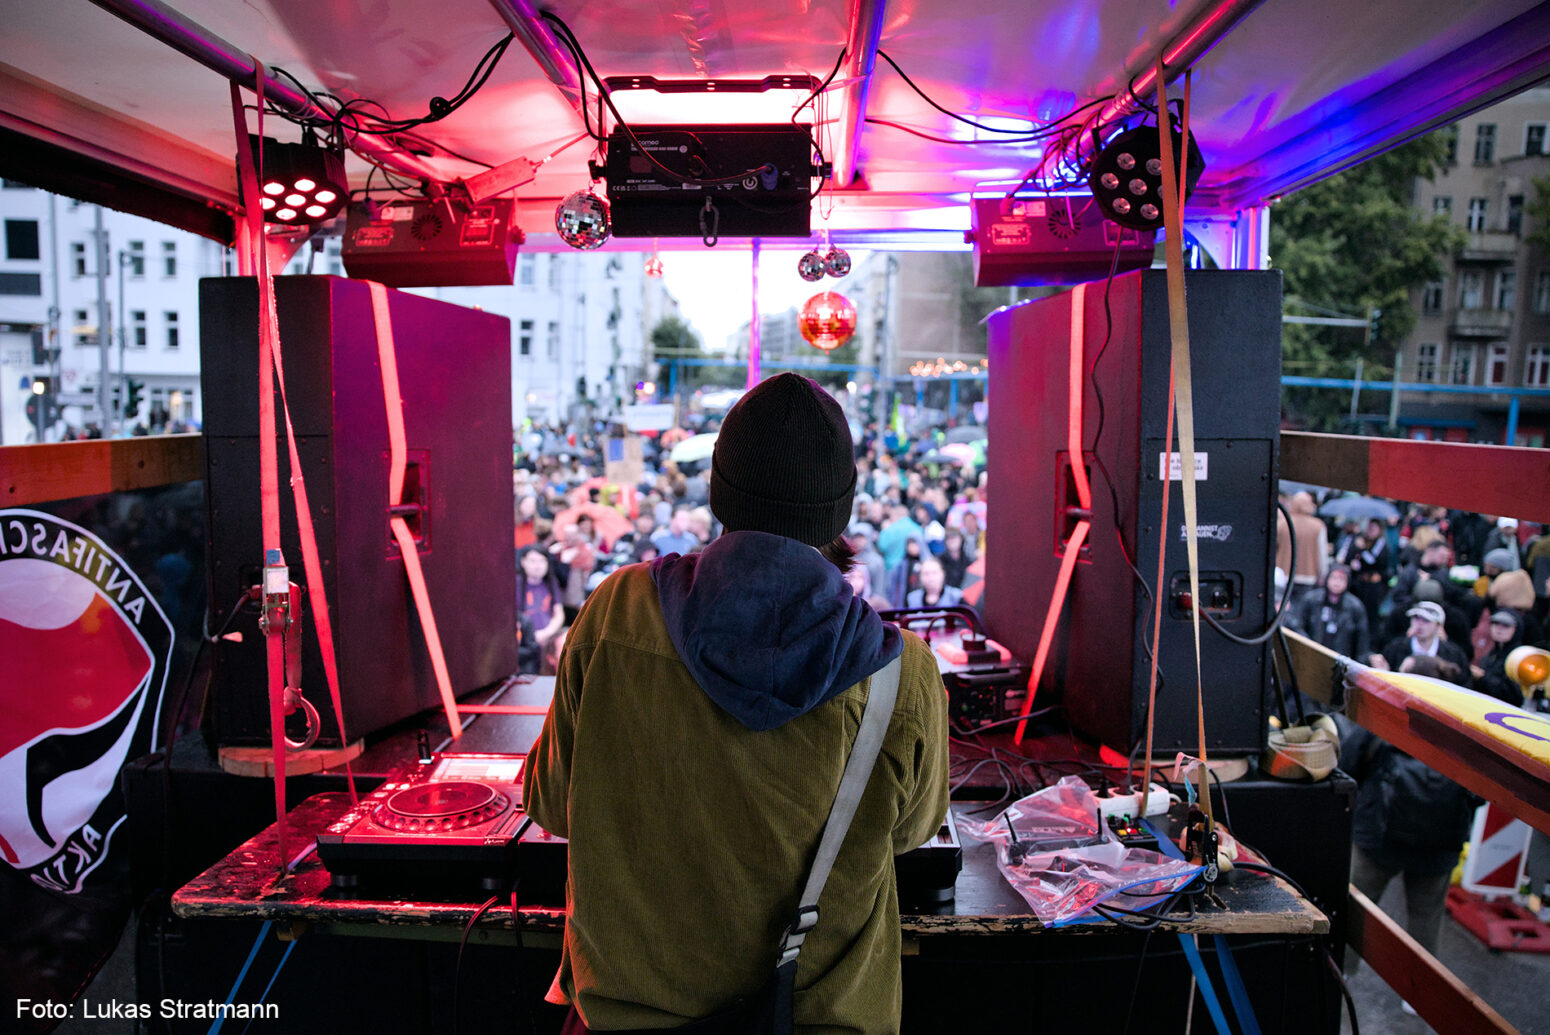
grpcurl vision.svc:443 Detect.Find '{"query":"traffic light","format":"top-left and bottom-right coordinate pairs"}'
top-left (1368, 307), bottom-right (1383, 342)
top-left (123, 378), bottom-right (145, 418)
top-left (26, 378), bottom-right (57, 429)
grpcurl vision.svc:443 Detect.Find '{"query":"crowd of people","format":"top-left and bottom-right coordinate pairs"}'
top-left (511, 414), bottom-right (989, 674)
top-left (1277, 491), bottom-right (1549, 703)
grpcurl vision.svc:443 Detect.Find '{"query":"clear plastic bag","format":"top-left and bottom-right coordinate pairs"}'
top-left (960, 776), bottom-right (1204, 926)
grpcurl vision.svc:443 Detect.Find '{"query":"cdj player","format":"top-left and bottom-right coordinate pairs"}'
top-left (315, 751), bottom-right (566, 900)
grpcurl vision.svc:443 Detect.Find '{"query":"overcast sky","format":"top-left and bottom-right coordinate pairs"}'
top-left (659, 248), bottom-right (864, 352)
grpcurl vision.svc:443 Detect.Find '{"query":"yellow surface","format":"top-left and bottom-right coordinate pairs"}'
top-left (1372, 671), bottom-right (1550, 768)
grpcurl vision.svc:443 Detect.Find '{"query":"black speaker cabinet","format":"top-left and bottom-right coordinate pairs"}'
top-left (984, 269), bottom-right (1282, 754)
top-left (199, 276), bottom-right (517, 747)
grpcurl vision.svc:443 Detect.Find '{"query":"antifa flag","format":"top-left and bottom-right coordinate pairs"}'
top-left (0, 509), bottom-right (176, 1025)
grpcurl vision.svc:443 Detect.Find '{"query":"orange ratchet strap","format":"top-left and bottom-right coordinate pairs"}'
top-left (1014, 282), bottom-right (1092, 743)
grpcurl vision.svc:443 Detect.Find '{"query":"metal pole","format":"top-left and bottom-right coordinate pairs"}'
top-left (117, 251), bottom-right (127, 429)
top-left (1387, 348), bottom-right (1402, 430)
top-left (1505, 395), bottom-right (1520, 446)
top-left (747, 239), bottom-right (761, 390)
top-left (1350, 358), bottom-right (1363, 420)
top-left (93, 207), bottom-right (112, 435)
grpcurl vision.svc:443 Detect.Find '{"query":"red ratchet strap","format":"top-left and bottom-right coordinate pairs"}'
top-left (1014, 283), bottom-right (1092, 743)
top-left (1155, 62), bottom-right (1213, 823)
top-left (366, 283), bottom-right (465, 737)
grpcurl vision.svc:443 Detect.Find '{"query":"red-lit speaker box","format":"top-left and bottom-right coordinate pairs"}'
top-left (983, 270), bottom-right (1282, 754)
top-left (199, 277), bottom-right (518, 748)
top-left (341, 198), bottom-right (522, 287)
top-left (969, 195), bottom-right (1155, 286)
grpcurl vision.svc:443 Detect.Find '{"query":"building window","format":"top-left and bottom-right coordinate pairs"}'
top-left (1421, 281), bottom-right (1445, 313)
top-left (1526, 345), bottom-right (1550, 387)
top-left (165, 311), bottom-right (179, 349)
top-left (547, 256), bottom-right (560, 291)
top-left (519, 319), bottom-right (533, 356)
top-left (518, 254), bottom-right (535, 287)
top-left (126, 241), bottom-right (145, 277)
top-left (71, 242), bottom-right (86, 277)
top-left (1466, 197), bottom-right (1488, 232)
top-left (1507, 195), bottom-right (1524, 236)
top-left (1431, 196), bottom-right (1452, 218)
top-left (547, 321), bottom-right (559, 359)
top-left (1414, 343), bottom-right (1438, 383)
top-left (1496, 270), bottom-right (1517, 311)
top-left (1448, 344), bottom-right (1474, 385)
top-left (0, 272), bottom-right (42, 295)
top-left (1487, 342), bottom-right (1510, 386)
top-left (162, 241), bottom-right (177, 277)
top-left (73, 308), bottom-right (93, 346)
top-left (131, 311), bottom-right (147, 348)
top-left (1527, 123), bottom-right (1547, 156)
top-left (1459, 270), bottom-right (1484, 308)
top-left (1537, 271), bottom-right (1550, 314)
top-left (1473, 123), bottom-right (1496, 164)
top-left (5, 219), bottom-right (40, 260)
top-left (1442, 125), bottom-right (1459, 163)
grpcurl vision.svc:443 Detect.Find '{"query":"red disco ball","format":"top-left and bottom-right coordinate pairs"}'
top-left (799, 291), bottom-right (857, 352)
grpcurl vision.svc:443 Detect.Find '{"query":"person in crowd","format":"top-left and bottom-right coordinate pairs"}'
top-left (524, 373), bottom-right (948, 1033)
top-left (514, 494), bottom-right (539, 550)
top-left (551, 522), bottom-right (596, 625)
top-left (906, 556), bottom-right (963, 609)
top-left (516, 545), bottom-right (565, 675)
top-left (687, 506), bottom-right (715, 547)
top-left (1288, 564), bottom-right (1370, 660)
top-left (1488, 568), bottom-right (1546, 648)
top-left (846, 522), bottom-right (888, 599)
top-left (1474, 548), bottom-right (1519, 598)
top-left (959, 509), bottom-right (985, 556)
top-left (939, 528), bottom-right (972, 589)
top-left (886, 535), bottom-right (927, 609)
top-left (1449, 510), bottom-right (1495, 568)
top-left (876, 502), bottom-right (923, 571)
top-left (1337, 518), bottom-right (1393, 628)
top-left (911, 503), bottom-right (945, 554)
top-left (1371, 600), bottom-right (1472, 686)
top-left (1339, 653), bottom-right (1478, 978)
top-left (650, 506), bottom-right (699, 556)
top-left (1482, 516), bottom-right (1521, 567)
top-left (1472, 610), bottom-right (1531, 705)
top-left (1284, 491), bottom-right (1329, 604)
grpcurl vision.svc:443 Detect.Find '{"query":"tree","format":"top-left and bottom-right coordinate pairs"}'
top-left (1526, 174), bottom-right (1550, 251)
top-left (1271, 135), bottom-right (1464, 430)
top-left (649, 314), bottom-right (711, 397)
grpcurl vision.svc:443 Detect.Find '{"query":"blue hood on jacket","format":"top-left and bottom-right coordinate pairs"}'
top-left (649, 531), bottom-right (902, 731)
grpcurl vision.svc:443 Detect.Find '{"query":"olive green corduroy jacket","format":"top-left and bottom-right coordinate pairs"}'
top-left (523, 564), bottom-right (950, 1033)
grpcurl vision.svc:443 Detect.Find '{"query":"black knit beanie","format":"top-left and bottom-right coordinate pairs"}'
top-left (709, 373), bottom-right (857, 547)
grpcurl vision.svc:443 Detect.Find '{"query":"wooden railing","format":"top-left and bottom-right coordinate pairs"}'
top-left (1280, 430), bottom-right (1549, 1035)
top-left (0, 434), bottom-right (203, 505)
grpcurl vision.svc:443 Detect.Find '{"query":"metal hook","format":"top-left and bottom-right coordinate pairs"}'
top-left (699, 197), bottom-right (720, 247)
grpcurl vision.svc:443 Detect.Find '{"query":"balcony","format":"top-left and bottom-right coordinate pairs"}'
top-left (1459, 231), bottom-right (1518, 261)
top-left (1451, 307), bottom-right (1512, 336)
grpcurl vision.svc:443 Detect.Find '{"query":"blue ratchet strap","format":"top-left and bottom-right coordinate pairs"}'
top-left (208, 920), bottom-right (272, 1035)
top-left (1178, 933), bottom-right (1234, 1035)
top-left (1213, 934), bottom-right (1263, 1035)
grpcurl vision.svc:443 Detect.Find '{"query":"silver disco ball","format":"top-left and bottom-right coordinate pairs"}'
top-left (555, 190), bottom-right (610, 250)
top-left (797, 250), bottom-right (827, 282)
top-left (823, 248), bottom-right (851, 277)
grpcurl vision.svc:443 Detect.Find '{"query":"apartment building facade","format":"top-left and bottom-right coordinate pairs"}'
top-left (1403, 85), bottom-right (1550, 446)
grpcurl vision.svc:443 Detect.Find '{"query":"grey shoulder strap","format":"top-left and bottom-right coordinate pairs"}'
top-left (777, 651), bottom-right (903, 964)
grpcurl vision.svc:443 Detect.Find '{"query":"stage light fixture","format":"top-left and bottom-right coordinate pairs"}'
top-left (245, 134), bottom-right (348, 226)
top-left (1087, 124), bottom-right (1203, 231)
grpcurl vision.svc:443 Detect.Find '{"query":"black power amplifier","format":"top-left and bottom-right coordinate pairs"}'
top-left (599, 124), bottom-right (816, 237)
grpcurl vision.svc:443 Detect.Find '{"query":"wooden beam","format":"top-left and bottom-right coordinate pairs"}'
top-left (0, 435), bottom-right (203, 505)
top-left (1280, 432), bottom-right (1550, 521)
top-left (1346, 886), bottom-right (1520, 1035)
top-left (1281, 631), bottom-right (1550, 836)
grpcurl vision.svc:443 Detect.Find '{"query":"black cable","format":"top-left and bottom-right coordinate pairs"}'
top-left (1230, 860), bottom-right (1311, 902)
top-left (509, 888), bottom-right (541, 1035)
top-left (1325, 948), bottom-right (1360, 1035)
top-left (541, 12), bottom-right (778, 188)
top-left (876, 51), bottom-right (1111, 136)
top-left (453, 894), bottom-right (502, 1035)
top-left (1196, 500), bottom-right (1298, 645)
